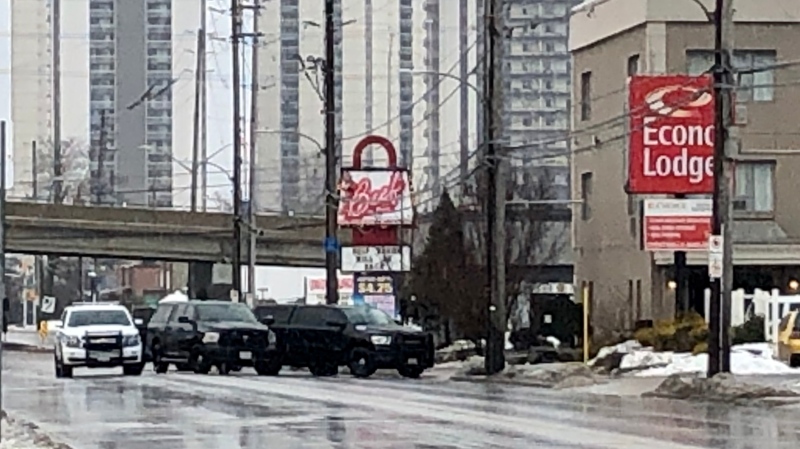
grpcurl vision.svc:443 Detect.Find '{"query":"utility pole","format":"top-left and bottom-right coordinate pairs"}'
top-left (484, 0), bottom-right (507, 375)
top-left (94, 110), bottom-right (107, 205)
top-left (1, 121), bottom-right (8, 428)
top-left (242, 0), bottom-right (262, 305)
top-left (324, 0), bottom-right (339, 305)
top-left (201, 1), bottom-right (209, 211)
top-left (708, 0), bottom-right (735, 376)
top-left (231, 0), bottom-right (244, 296)
top-left (51, 0), bottom-right (63, 203)
top-left (32, 141), bottom-right (38, 199)
top-left (32, 140), bottom-right (42, 328)
top-left (459, 0), bottom-right (470, 187)
top-left (190, 26), bottom-right (204, 212)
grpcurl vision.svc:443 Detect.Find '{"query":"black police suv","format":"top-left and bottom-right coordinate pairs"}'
top-left (253, 304), bottom-right (435, 378)
top-left (146, 300), bottom-right (280, 375)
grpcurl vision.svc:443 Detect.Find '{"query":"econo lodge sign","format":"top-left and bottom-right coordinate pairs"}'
top-left (628, 75), bottom-right (715, 194)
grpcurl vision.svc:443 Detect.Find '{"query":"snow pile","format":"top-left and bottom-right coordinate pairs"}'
top-left (624, 343), bottom-right (794, 377)
top-left (590, 340), bottom-right (794, 377)
top-left (645, 373), bottom-right (800, 402)
top-left (588, 340), bottom-right (642, 366)
top-left (0, 413), bottom-right (70, 449)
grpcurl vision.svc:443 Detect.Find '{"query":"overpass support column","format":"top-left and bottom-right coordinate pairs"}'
top-left (188, 261), bottom-right (214, 299)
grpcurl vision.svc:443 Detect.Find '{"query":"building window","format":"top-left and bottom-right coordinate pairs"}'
top-left (686, 50), bottom-right (776, 102)
top-left (581, 172), bottom-right (593, 220)
top-left (734, 162), bottom-right (774, 213)
top-left (580, 71), bottom-right (592, 121)
top-left (627, 54), bottom-right (640, 76)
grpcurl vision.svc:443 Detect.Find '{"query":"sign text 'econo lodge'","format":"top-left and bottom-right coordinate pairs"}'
top-left (628, 75), bottom-right (715, 194)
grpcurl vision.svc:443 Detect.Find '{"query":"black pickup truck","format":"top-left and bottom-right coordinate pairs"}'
top-left (253, 304), bottom-right (435, 378)
top-left (147, 300), bottom-right (280, 375)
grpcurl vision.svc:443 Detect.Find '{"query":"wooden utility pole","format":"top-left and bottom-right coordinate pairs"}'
top-left (190, 27), bottom-right (204, 212)
top-left (231, 0), bottom-right (244, 296)
top-left (247, 0), bottom-right (261, 303)
top-left (201, 1), bottom-right (209, 211)
top-left (708, 0), bottom-right (735, 376)
top-left (484, 0), bottom-right (507, 375)
top-left (324, 0), bottom-right (339, 305)
top-left (51, 0), bottom-right (63, 203)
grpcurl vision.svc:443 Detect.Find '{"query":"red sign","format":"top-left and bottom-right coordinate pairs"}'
top-left (338, 170), bottom-right (414, 226)
top-left (642, 199), bottom-right (712, 251)
top-left (628, 75), bottom-right (715, 194)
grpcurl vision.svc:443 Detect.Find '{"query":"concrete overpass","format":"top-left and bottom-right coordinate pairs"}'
top-left (4, 201), bottom-right (341, 267)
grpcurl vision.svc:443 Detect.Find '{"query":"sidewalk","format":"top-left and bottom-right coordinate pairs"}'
top-left (2, 327), bottom-right (53, 353)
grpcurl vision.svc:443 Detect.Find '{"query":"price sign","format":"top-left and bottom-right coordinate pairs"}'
top-left (354, 274), bottom-right (395, 295)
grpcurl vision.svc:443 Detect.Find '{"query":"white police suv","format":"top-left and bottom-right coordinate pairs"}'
top-left (53, 303), bottom-right (144, 378)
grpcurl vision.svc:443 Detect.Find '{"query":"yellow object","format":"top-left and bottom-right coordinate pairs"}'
top-left (582, 285), bottom-right (590, 363)
top-left (777, 311), bottom-right (800, 367)
top-left (38, 320), bottom-right (48, 343)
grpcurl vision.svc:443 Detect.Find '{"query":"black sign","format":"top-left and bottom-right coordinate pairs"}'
top-left (354, 274), bottom-right (394, 295)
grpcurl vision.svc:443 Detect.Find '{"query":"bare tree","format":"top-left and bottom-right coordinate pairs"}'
top-left (457, 166), bottom-right (570, 317)
top-left (34, 138), bottom-right (93, 204)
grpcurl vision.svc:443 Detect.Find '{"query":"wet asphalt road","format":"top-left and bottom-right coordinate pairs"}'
top-left (2, 351), bottom-right (800, 449)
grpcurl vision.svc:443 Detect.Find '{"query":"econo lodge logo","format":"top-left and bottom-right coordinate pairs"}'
top-left (628, 75), bottom-right (715, 194)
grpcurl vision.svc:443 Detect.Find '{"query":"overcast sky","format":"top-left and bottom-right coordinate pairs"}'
top-left (0, 2), bottom-right (320, 299)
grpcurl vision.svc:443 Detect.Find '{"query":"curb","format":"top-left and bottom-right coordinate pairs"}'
top-left (449, 374), bottom-right (640, 398)
top-left (450, 374), bottom-right (592, 389)
top-left (1, 411), bottom-right (73, 449)
top-left (2, 343), bottom-right (52, 354)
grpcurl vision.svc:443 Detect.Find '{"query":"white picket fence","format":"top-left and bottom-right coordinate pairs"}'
top-left (704, 288), bottom-right (800, 343)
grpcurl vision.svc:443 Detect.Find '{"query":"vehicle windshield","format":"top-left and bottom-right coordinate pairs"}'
top-left (196, 303), bottom-right (259, 323)
top-left (342, 306), bottom-right (397, 326)
top-left (67, 310), bottom-right (131, 327)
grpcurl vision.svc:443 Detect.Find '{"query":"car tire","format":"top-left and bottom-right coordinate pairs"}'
top-left (348, 347), bottom-right (377, 378)
top-left (60, 360), bottom-right (73, 379)
top-left (254, 358), bottom-right (283, 376)
top-left (397, 365), bottom-right (425, 379)
top-left (123, 363), bottom-right (144, 376)
top-left (54, 354), bottom-right (63, 379)
top-left (790, 354), bottom-right (800, 368)
top-left (189, 348), bottom-right (211, 375)
top-left (151, 343), bottom-right (169, 374)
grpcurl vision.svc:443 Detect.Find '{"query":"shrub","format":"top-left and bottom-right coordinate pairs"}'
top-left (634, 312), bottom-right (708, 352)
top-left (731, 315), bottom-right (765, 345)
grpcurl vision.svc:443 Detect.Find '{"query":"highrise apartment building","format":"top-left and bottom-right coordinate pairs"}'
top-left (10, 0), bottom-right (198, 207)
top-left (254, 0), bottom-right (575, 215)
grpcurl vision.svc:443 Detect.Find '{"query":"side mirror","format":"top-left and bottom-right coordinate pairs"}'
top-left (134, 318), bottom-right (144, 326)
top-left (260, 315), bottom-right (275, 326)
top-left (177, 316), bottom-right (192, 324)
top-left (51, 320), bottom-right (63, 329)
top-left (394, 319), bottom-right (403, 326)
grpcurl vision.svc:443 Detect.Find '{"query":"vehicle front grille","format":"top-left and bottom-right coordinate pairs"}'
top-left (220, 331), bottom-right (267, 349)
top-left (84, 333), bottom-right (123, 351)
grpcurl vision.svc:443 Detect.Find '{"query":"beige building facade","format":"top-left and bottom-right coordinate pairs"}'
top-left (569, 0), bottom-right (800, 338)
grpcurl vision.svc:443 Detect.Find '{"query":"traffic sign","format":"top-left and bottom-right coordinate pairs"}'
top-left (324, 237), bottom-right (339, 253)
top-left (708, 252), bottom-right (723, 278)
top-left (708, 235), bottom-right (723, 253)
